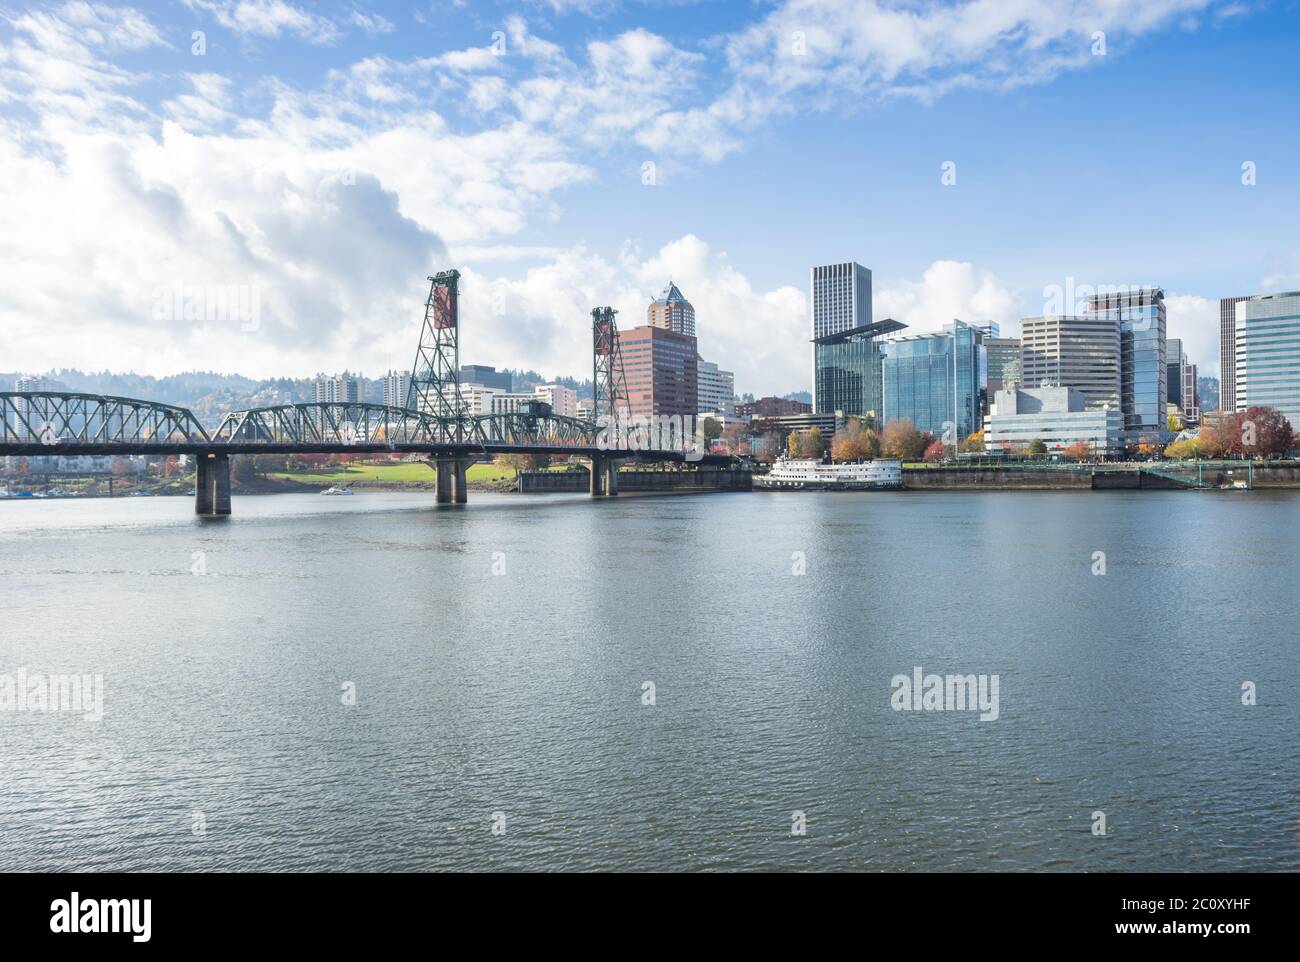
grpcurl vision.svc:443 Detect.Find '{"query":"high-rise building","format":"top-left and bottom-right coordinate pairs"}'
top-left (533, 383), bottom-right (578, 418)
top-left (1183, 362), bottom-right (1199, 422)
top-left (1085, 288), bottom-right (1166, 439)
top-left (313, 371), bottom-right (361, 404)
top-left (1163, 339), bottom-right (1200, 423)
top-left (621, 325), bottom-right (698, 420)
top-left (647, 282), bottom-right (696, 337)
top-left (1018, 315), bottom-right (1121, 410)
top-left (984, 337), bottom-right (1021, 401)
top-left (460, 364), bottom-right (512, 391)
top-left (1234, 291), bottom-right (1300, 428)
top-left (881, 321), bottom-right (985, 440)
top-left (813, 318), bottom-right (906, 419)
top-left (381, 370), bottom-right (411, 408)
top-left (1219, 296), bottom-right (1248, 412)
top-left (810, 262), bottom-right (872, 411)
top-left (696, 359), bottom-right (735, 416)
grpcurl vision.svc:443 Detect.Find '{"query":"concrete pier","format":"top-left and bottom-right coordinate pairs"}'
top-left (195, 452), bottom-right (231, 516)
top-left (435, 458), bottom-right (454, 504)
top-left (454, 458), bottom-right (469, 504)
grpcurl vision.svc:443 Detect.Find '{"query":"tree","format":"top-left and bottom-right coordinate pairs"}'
top-left (1062, 441), bottom-right (1091, 461)
top-left (831, 419), bottom-right (880, 461)
top-left (754, 431), bottom-right (782, 463)
top-left (880, 418), bottom-right (926, 461)
top-left (1027, 439), bottom-right (1047, 457)
top-left (701, 417), bottom-right (723, 441)
top-left (960, 429), bottom-right (985, 453)
top-left (721, 421), bottom-right (751, 457)
top-left (804, 427), bottom-right (824, 459)
top-left (922, 439), bottom-right (946, 461)
top-left (1164, 438), bottom-right (1206, 460)
top-left (1239, 406), bottom-right (1295, 457)
top-left (229, 456), bottom-right (255, 484)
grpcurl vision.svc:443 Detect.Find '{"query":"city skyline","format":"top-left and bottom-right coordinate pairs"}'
top-left (2, 1), bottom-right (1298, 394)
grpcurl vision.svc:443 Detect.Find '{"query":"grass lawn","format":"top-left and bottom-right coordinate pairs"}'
top-left (269, 461), bottom-right (513, 484)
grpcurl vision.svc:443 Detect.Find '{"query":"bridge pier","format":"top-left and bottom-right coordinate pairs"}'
top-left (433, 457), bottom-right (471, 504)
top-left (454, 458), bottom-right (469, 504)
top-left (588, 455), bottom-right (621, 497)
top-left (195, 453), bottom-right (231, 516)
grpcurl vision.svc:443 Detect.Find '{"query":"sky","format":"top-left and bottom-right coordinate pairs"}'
top-left (2, 0), bottom-right (1298, 394)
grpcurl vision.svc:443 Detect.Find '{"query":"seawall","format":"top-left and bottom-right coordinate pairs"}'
top-left (519, 467), bottom-right (752, 493)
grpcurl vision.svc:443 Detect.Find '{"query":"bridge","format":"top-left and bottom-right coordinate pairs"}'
top-left (1, 271), bottom-right (711, 514)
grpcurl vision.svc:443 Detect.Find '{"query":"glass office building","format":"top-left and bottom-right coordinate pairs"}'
top-left (810, 262), bottom-right (872, 411)
top-left (1234, 291), bottom-right (1300, 429)
top-left (1087, 288), bottom-right (1166, 440)
top-left (881, 321), bottom-right (986, 439)
top-left (813, 318), bottom-right (906, 419)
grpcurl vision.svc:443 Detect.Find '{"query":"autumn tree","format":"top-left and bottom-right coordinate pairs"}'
top-left (880, 418), bottom-right (926, 461)
top-left (922, 439), bottom-right (946, 461)
top-left (831, 419), bottom-right (880, 461)
top-left (1062, 441), bottom-right (1091, 461)
top-left (1238, 406), bottom-right (1295, 456)
top-left (960, 429), bottom-right (985, 453)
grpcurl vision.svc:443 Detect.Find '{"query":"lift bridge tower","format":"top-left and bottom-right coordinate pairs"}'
top-left (407, 270), bottom-right (465, 442)
top-left (591, 306), bottom-right (629, 432)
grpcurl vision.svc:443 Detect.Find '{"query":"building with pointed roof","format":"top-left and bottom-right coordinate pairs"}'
top-left (647, 282), bottom-right (696, 337)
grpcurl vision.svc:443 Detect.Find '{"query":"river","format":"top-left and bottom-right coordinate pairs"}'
top-left (0, 490), bottom-right (1296, 871)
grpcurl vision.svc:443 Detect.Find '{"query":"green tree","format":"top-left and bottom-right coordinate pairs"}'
top-left (701, 417), bottom-right (723, 441)
top-left (1027, 439), bottom-right (1048, 457)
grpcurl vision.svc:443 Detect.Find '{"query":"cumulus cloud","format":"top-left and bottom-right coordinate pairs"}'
top-left (875, 261), bottom-right (1022, 336)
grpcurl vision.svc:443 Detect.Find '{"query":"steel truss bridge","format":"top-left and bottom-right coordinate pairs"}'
top-left (1, 392), bottom-right (716, 512)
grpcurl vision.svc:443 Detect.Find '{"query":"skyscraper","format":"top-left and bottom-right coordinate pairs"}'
top-left (1234, 291), bottom-right (1300, 428)
top-left (811, 261), bottom-right (873, 412)
top-left (1086, 288), bottom-right (1166, 439)
top-left (1219, 296), bottom-right (1248, 412)
top-left (984, 336), bottom-right (1021, 402)
top-left (381, 370), bottom-right (410, 408)
top-left (621, 325), bottom-right (698, 420)
top-left (647, 282), bottom-right (696, 337)
top-left (881, 321), bottom-right (985, 440)
top-left (1167, 338), bottom-right (1186, 409)
top-left (813, 319), bottom-right (906, 419)
top-left (1018, 315), bottom-right (1120, 410)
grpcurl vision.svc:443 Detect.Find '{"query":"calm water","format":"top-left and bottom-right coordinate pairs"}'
top-left (0, 489), bottom-right (1296, 872)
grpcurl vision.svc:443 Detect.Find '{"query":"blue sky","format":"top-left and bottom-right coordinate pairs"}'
top-left (2, 0), bottom-right (1298, 391)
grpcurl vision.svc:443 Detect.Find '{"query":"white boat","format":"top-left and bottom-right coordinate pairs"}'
top-left (320, 485), bottom-right (354, 496)
top-left (755, 455), bottom-right (903, 490)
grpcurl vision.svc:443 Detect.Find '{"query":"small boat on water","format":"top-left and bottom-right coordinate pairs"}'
top-left (320, 484), bottom-right (354, 496)
top-left (755, 455), bottom-right (903, 491)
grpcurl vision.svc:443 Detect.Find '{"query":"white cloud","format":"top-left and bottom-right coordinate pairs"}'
top-left (349, 10), bottom-right (394, 35)
top-left (875, 260), bottom-right (1021, 336)
top-left (445, 236), bottom-right (807, 395)
top-left (184, 0), bottom-right (339, 44)
top-left (1166, 293), bottom-right (1221, 377)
